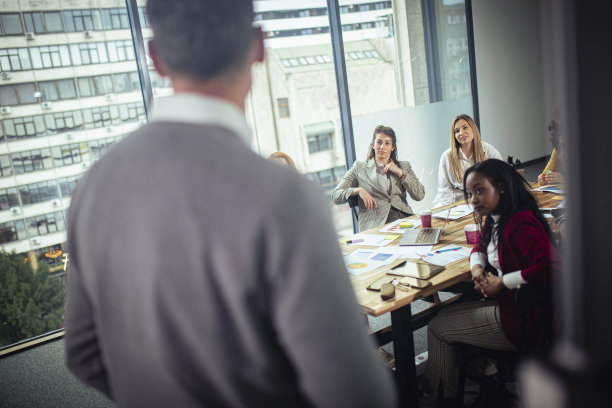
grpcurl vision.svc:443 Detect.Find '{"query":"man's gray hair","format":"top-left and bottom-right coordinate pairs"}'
top-left (146, 0), bottom-right (255, 80)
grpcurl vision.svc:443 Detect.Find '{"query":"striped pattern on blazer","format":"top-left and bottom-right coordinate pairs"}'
top-left (332, 158), bottom-right (425, 231)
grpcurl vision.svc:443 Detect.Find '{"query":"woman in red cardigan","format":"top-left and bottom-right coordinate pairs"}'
top-left (420, 159), bottom-right (560, 405)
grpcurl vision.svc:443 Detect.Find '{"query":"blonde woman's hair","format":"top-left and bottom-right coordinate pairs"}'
top-left (268, 151), bottom-right (296, 169)
top-left (449, 114), bottom-right (485, 183)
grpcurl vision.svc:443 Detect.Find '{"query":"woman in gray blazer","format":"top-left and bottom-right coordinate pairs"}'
top-left (332, 125), bottom-right (425, 232)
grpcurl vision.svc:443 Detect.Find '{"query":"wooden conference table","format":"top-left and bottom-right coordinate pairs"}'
top-left (344, 187), bottom-right (564, 407)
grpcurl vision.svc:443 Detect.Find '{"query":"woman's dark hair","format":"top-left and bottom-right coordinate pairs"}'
top-left (463, 159), bottom-right (555, 251)
top-left (366, 125), bottom-right (399, 165)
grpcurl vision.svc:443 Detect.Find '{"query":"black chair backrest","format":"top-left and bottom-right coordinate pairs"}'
top-left (348, 195), bottom-right (359, 220)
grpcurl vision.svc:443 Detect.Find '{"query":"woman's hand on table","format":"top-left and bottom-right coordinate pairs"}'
top-left (538, 171), bottom-right (564, 185)
top-left (357, 188), bottom-right (378, 210)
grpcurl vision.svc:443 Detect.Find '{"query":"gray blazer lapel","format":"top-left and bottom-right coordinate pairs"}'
top-left (365, 159), bottom-right (388, 197)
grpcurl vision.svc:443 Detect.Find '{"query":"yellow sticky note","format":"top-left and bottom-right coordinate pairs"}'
top-left (385, 235), bottom-right (398, 240)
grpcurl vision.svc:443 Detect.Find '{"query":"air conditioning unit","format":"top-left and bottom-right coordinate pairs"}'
top-left (106, 126), bottom-right (113, 132)
top-left (10, 207), bottom-right (21, 215)
top-left (1, 72), bottom-right (10, 80)
top-left (41, 101), bottom-right (52, 110)
top-left (0, 106), bottom-right (11, 115)
top-left (31, 237), bottom-right (41, 246)
top-left (84, 30), bottom-right (93, 38)
top-left (25, 32), bottom-right (35, 40)
top-left (105, 93), bottom-right (115, 102)
top-left (65, 133), bottom-right (73, 140)
top-left (51, 199), bottom-right (61, 207)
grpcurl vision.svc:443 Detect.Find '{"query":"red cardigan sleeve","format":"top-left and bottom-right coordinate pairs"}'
top-left (500, 210), bottom-right (560, 283)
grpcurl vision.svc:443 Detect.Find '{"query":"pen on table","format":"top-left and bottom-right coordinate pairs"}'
top-left (390, 260), bottom-right (407, 270)
top-left (434, 247), bottom-right (461, 254)
top-left (345, 238), bottom-right (364, 244)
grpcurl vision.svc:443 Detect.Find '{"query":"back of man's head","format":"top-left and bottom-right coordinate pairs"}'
top-left (146, 0), bottom-right (255, 80)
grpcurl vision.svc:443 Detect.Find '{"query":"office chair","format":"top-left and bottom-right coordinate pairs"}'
top-left (348, 195), bottom-right (359, 220)
top-left (454, 284), bottom-right (554, 407)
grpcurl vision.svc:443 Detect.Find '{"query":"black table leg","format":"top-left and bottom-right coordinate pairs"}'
top-left (391, 304), bottom-right (419, 408)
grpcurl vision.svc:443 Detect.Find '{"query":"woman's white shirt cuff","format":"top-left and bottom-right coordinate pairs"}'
top-left (502, 270), bottom-right (527, 289)
top-left (470, 252), bottom-right (486, 269)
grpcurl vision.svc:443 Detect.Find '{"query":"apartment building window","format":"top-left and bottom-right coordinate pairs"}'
top-left (71, 42), bottom-right (109, 65)
top-left (3, 116), bottom-right (43, 139)
top-left (19, 180), bottom-right (60, 205)
top-left (114, 72), bottom-right (139, 93)
top-left (277, 97), bottom-right (290, 118)
top-left (51, 143), bottom-right (87, 167)
top-left (307, 133), bottom-right (332, 153)
top-left (0, 155), bottom-right (12, 177)
top-left (107, 40), bottom-right (134, 62)
top-left (0, 187), bottom-right (20, 210)
top-left (0, 48), bottom-right (32, 71)
top-left (118, 102), bottom-right (145, 123)
top-left (62, 9), bottom-right (101, 32)
top-left (39, 79), bottom-right (77, 101)
top-left (77, 75), bottom-right (113, 97)
top-left (26, 211), bottom-right (66, 238)
top-left (89, 137), bottom-right (117, 161)
top-left (31, 45), bottom-right (72, 69)
top-left (0, 14), bottom-right (24, 36)
top-left (138, 7), bottom-right (150, 28)
top-left (102, 8), bottom-right (130, 30)
top-left (11, 149), bottom-right (53, 174)
top-left (58, 175), bottom-right (80, 197)
top-left (0, 220), bottom-right (27, 244)
top-left (0, 83), bottom-right (37, 106)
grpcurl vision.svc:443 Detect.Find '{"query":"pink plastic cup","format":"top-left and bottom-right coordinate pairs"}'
top-left (420, 210), bottom-right (432, 228)
top-left (464, 224), bottom-right (480, 245)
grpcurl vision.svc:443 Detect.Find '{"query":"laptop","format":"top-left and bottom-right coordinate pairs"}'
top-left (398, 227), bottom-right (442, 246)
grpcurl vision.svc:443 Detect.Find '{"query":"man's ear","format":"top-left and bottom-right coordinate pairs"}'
top-left (148, 40), bottom-right (168, 77)
top-left (252, 26), bottom-right (265, 63)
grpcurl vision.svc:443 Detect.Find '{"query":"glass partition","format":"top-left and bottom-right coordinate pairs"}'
top-left (340, 0), bottom-right (474, 217)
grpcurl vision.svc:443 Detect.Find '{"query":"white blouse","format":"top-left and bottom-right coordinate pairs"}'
top-left (432, 141), bottom-right (503, 208)
top-left (469, 215), bottom-right (526, 289)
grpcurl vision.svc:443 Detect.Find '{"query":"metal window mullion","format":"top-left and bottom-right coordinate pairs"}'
top-left (125, 0), bottom-right (152, 117)
top-left (464, 0), bottom-right (480, 127)
top-left (327, 0), bottom-right (358, 232)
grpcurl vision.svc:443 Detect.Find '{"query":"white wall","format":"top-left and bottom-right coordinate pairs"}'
top-left (353, 96), bottom-right (473, 213)
top-left (472, 0), bottom-right (550, 163)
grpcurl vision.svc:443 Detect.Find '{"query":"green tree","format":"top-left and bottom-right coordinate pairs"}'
top-left (0, 251), bottom-right (65, 348)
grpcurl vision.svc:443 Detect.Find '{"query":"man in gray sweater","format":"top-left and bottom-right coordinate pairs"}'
top-left (64, 1), bottom-right (397, 406)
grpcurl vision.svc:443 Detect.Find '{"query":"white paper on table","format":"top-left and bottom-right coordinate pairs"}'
top-left (379, 218), bottom-right (422, 234)
top-left (398, 245), bottom-right (433, 259)
top-left (348, 233), bottom-right (397, 247)
top-left (343, 248), bottom-right (402, 275)
top-left (432, 204), bottom-right (474, 220)
top-left (416, 245), bottom-right (472, 266)
top-left (532, 184), bottom-right (565, 194)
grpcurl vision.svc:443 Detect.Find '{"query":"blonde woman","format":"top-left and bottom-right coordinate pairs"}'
top-left (432, 114), bottom-right (503, 208)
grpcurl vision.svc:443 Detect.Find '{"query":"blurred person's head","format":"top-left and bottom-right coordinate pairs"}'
top-left (146, 0), bottom-right (264, 105)
top-left (268, 152), bottom-right (296, 169)
top-left (367, 125), bottom-right (399, 165)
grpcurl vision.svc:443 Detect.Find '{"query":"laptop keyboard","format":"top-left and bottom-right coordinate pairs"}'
top-left (416, 228), bottom-right (437, 243)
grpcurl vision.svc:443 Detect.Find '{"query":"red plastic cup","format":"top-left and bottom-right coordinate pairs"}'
top-left (420, 210), bottom-right (432, 228)
top-left (464, 224), bottom-right (480, 244)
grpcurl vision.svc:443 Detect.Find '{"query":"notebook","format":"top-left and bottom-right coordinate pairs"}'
top-left (398, 228), bottom-right (442, 246)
